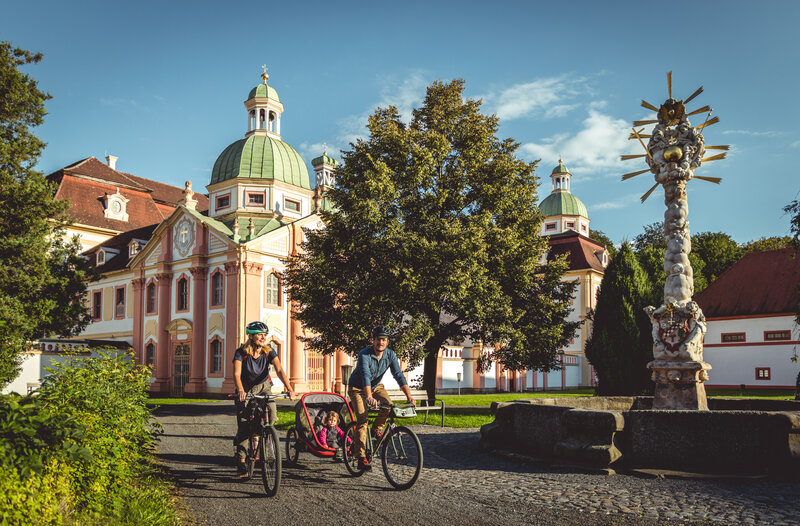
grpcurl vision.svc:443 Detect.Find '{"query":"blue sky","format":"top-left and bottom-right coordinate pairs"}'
top-left (3, 0), bottom-right (798, 245)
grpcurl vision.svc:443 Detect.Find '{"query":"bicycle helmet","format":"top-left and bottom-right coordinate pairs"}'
top-left (371, 325), bottom-right (390, 338)
top-left (246, 321), bottom-right (269, 335)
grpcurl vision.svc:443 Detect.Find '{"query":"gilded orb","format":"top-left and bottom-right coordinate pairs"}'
top-left (664, 145), bottom-right (683, 162)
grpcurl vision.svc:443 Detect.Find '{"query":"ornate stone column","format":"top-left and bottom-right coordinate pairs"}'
top-left (185, 266), bottom-right (208, 394)
top-left (622, 78), bottom-right (726, 410)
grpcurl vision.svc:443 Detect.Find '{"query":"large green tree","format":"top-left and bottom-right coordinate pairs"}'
top-left (584, 243), bottom-right (654, 395)
top-left (0, 42), bottom-right (92, 387)
top-left (632, 221), bottom-right (707, 297)
top-left (691, 231), bottom-right (742, 284)
top-left (285, 79), bottom-right (579, 398)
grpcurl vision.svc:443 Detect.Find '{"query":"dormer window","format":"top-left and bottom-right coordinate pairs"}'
top-left (103, 188), bottom-right (129, 222)
top-left (96, 247), bottom-right (119, 266)
top-left (128, 239), bottom-right (144, 257)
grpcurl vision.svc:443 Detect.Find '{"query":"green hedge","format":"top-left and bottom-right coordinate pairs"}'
top-left (0, 350), bottom-right (179, 525)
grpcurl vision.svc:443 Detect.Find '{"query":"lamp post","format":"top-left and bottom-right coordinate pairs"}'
top-left (456, 372), bottom-right (462, 396)
top-left (341, 364), bottom-right (354, 395)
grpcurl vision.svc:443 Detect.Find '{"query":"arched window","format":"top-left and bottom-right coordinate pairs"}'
top-left (145, 342), bottom-right (155, 366)
top-left (268, 111), bottom-right (276, 132)
top-left (177, 277), bottom-right (189, 311)
top-left (211, 271), bottom-right (224, 306)
top-left (210, 339), bottom-right (223, 374)
top-left (146, 282), bottom-right (157, 314)
top-left (259, 109), bottom-right (267, 130)
top-left (265, 273), bottom-right (280, 306)
top-left (268, 340), bottom-right (280, 355)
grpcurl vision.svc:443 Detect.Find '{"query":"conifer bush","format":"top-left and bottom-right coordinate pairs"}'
top-left (584, 243), bottom-right (655, 395)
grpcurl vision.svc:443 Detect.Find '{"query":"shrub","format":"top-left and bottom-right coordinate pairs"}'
top-left (0, 349), bottom-right (177, 524)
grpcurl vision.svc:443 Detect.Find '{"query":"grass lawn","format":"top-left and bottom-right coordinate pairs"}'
top-left (148, 388), bottom-right (796, 431)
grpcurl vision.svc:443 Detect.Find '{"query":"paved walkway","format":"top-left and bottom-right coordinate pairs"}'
top-left (153, 402), bottom-right (800, 525)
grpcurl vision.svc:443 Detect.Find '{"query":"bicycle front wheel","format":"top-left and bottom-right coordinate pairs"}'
top-left (342, 422), bottom-right (367, 477)
top-left (260, 426), bottom-right (281, 496)
top-left (381, 425), bottom-right (422, 490)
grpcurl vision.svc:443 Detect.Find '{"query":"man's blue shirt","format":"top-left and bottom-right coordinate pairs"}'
top-left (348, 345), bottom-right (408, 390)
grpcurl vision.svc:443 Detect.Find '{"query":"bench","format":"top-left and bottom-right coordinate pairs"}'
top-left (386, 389), bottom-right (445, 427)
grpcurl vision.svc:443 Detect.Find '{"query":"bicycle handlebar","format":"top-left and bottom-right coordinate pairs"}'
top-left (227, 392), bottom-right (291, 401)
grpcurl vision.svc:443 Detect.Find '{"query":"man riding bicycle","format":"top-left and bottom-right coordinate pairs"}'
top-left (347, 326), bottom-right (415, 471)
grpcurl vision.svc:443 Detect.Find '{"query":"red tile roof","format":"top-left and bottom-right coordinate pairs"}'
top-left (55, 175), bottom-right (168, 231)
top-left (48, 157), bottom-right (210, 231)
top-left (695, 248), bottom-right (800, 318)
top-left (547, 230), bottom-right (607, 272)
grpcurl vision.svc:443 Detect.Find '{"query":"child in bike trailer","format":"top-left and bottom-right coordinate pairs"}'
top-left (233, 321), bottom-right (296, 478)
top-left (347, 326), bottom-right (415, 471)
top-left (316, 411), bottom-right (352, 461)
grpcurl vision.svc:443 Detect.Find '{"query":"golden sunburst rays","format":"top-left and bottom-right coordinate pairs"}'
top-left (621, 72), bottom-right (729, 201)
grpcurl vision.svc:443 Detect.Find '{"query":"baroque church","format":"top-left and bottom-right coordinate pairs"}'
top-left (24, 74), bottom-right (607, 396)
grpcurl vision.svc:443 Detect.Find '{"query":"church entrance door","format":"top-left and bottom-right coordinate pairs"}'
top-left (173, 344), bottom-right (190, 396)
top-left (305, 350), bottom-right (324, 392)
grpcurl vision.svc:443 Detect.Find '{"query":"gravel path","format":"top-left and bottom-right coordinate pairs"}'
top-left (153, 402), bottom-right (800, 526)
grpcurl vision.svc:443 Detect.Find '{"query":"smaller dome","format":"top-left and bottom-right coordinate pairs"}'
top-left (248, 83), bottom-right (280, 102)
top-left (311, 153), bottom-right (339, 167)
top-left (540, 192), bottom-right (588, 219)
top-left (551, 162), bottom-right (570, 175)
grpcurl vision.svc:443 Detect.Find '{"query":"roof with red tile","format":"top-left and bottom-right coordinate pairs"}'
top-left (55, 175), bottom-right (168, 231)
top-left (695, 247), bottom-right (800, 318)
top-left (547, 230), bottom-right (607, 272)
top-left (48, 157), bottom-right (209, 231)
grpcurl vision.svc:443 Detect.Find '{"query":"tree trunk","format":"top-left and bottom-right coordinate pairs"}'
top-left (422, 337), bottom-right (442, 402)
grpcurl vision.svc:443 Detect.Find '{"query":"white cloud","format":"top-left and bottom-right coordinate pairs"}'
top-left (333, 71), bottom-right (430, 150)
top-left (790, 140), bottom-right (800, 149)
top-left (591, 193), bottom-right (643, 211)
top-left (483, 76), bottom-right (588, 121)
top-left (520, 109), bottom-right (639, 174)
top-left (722, 129), bottom-right (784, 137)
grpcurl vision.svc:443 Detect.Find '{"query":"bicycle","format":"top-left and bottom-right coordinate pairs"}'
top-left (229, 392), bottom-right (288, 496)
top-left (342, 403), bottom-right (423, 490)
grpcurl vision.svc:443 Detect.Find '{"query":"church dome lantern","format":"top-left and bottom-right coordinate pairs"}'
top-left (539, 160), bottom-right (590, 236)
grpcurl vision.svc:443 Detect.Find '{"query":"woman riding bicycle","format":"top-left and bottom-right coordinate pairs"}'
top-left (233, 321), bottom-right (296, 478)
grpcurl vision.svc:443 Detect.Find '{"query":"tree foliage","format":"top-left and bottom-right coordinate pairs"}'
top-left (285, 79), bottom-right (579, 398)
top-left (741, 236), bottom-right (793, 254)
top-left (584, 243), bottom-right (654, 395)
top-left (632, 221), bottom-right (707, 297)
top-left (589, 228), bottom-right (617, 258)
top-left (691, 231), bottom-right (743, 284)
top-left (0, 42), bottom-right (92, 387)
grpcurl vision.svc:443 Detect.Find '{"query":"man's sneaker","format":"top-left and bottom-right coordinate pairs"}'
top-left (359, 457), bottom-right (372, 471)
top-left (333, 450), bottom-right (343, 462)
top-left (236, 461), bottom-right (249, 479)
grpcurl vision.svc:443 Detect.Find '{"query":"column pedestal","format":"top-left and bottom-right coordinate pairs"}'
top-left (648, 360), bottom-right (711, 410)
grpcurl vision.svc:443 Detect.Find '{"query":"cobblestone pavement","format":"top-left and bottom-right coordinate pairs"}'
top-left (154, 403), bottom-right (800, 526)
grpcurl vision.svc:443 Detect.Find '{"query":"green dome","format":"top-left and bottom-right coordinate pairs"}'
top-left (551, 162), bottom-right (570, 175)
top-left (540, 192), bottom-right (588, 218)
top-left (211, 135), bottom-right (310, 189)
top-left (247, 83), bottom-right (280, 102)
top-left (311, 153), bottom-right (339, 167)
